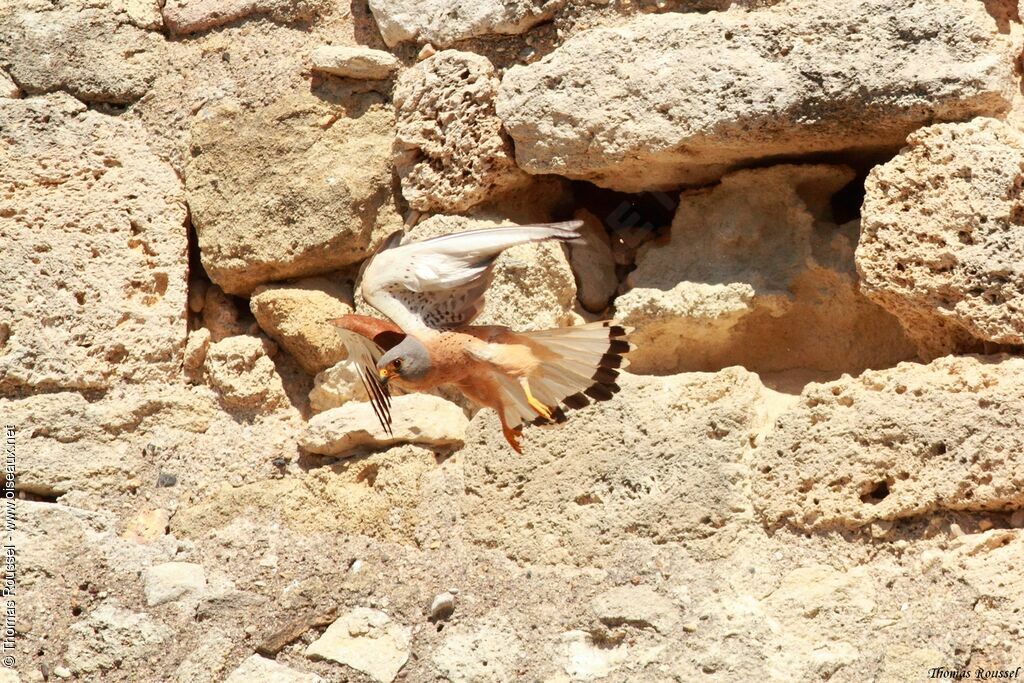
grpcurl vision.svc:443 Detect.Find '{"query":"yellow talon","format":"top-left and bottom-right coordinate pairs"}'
top-left (520, 379), bottom-right (554, 421)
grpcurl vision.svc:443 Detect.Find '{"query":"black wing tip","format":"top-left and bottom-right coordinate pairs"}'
top-left (598, 352), bottom-right (624, 369)
top-left (360, 365), bottom-right (393, 436)
top-left (584, 382), bottom-right (620, 402)
top-left (607, 339), bottom-right (631, 355)
top-left (531, 406), bottom-right (568, 426)
top-left (563, 392), bottom-right (590, 410)
top-left (544, 324), bottom-right (631, 419)
top-left (553, 381), bottom-right (620, 419)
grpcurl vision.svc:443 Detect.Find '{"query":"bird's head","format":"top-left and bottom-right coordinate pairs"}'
top-left (376, 336), bottom-right (432, 386)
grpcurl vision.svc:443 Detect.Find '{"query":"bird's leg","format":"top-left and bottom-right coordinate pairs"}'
top-left (519, 378), bottom-right (554, 421)
top-left (500, 417), bottom-right (523, 454)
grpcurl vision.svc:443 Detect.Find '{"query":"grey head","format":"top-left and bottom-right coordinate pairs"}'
top-left (377, 336), bottom-right (432, 384)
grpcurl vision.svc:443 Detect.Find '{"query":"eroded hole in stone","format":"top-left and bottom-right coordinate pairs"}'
top-left (860, 480), bottom-right (891, 504)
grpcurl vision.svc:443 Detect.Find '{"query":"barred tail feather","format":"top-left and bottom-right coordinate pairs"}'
top-left (520, 321), bottom-right (633, 426)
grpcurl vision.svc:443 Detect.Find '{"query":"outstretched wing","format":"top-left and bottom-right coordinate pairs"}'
top-left (329, 316), bottom-right (405, 435)
top-left (360, 221), bottom-right (582, 332)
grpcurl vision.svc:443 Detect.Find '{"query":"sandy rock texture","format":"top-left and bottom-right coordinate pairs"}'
top-left (6, 0), bottom-right (1024, 680)
top-left (394, 51), bottom-right (528, 214)
top-left (305, 608), bottom-right (411, 682)
top-left (301, 394), bottom-right (469, 456)
top-left (308, 359), bottom-right (365, 413)
top-left (617, 164), bottom-right (916, 374)
top-left (368, 0), bottom-right (562, 47)
top-left (0, 68), bottom-right (20, 98)
top-left (162, 0), bottom-right (331, 35)
top-left (225, 654), bottom-right (325, 683)
top-left (461, 369), bottom-right (767, 564)
top-left (250, 278), bottom-right (354, 375)
top-left (858, 118), bottom-right (1024, 359)
top-left (187, 93), bottom-right (401, 295)
top-left (0, 94), bottom-right (188, 394)
top-left (753, 355), bottom-right (1024, 532)
top-left (497, 0), bottom-right (1022, 191)
top-left (203, 335), bottom-right (289, 412)
top-left (0, 4), bottom-right (163, 103)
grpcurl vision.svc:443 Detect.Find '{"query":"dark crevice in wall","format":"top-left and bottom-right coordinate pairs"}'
top-left (184, 208), bottom-right (208, 332)
top-left (15, 487), bottom-right (62, 503)
top-left (570, 181), bottom-right (677, 287)
top-left (830, 171), bottom-right (868, 226)
top-left (572, 182), bottom-right (679, 235)
top-left (86, 101), bottom-right (130, 116)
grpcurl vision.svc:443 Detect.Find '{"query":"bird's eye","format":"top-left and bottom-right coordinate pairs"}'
top-left (392, 359), bottom-right (402, 371)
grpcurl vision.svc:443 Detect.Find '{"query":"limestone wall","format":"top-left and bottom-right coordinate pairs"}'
top-left (2, 1), bottom-right (1023, 680)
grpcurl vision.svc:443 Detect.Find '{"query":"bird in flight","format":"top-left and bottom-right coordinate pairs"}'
top-left (329, 221), bottom-right (632, 452)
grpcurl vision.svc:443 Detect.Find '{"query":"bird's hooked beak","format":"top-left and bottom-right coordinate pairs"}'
top-left (378, 366), bottom-right (394, 386)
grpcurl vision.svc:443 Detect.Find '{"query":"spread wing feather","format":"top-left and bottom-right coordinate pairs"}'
top-left (360, 221), bottom-right (582, 332)
top-left (331, 327), bottom-right (393, 436)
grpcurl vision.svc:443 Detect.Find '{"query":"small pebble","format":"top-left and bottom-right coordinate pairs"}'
top-left (417, 43), bottom-right (436, 61)
top-left (53, 666), bottom-right (72, 679)
top-left (978, 518), bottom-right (993, 531)
top-left (429, 592), bottom-right (456, 621)
top-left (156, 471), bottom-right (177, 488)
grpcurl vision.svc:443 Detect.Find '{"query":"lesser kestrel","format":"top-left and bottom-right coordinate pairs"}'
top-left (329, 221), bottom-right (632, 452)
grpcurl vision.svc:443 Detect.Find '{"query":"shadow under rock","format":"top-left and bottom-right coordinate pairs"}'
top-left (295, 442), bottom-right (461, 473)
top-left (309, 76), bottom-right (390, 116)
